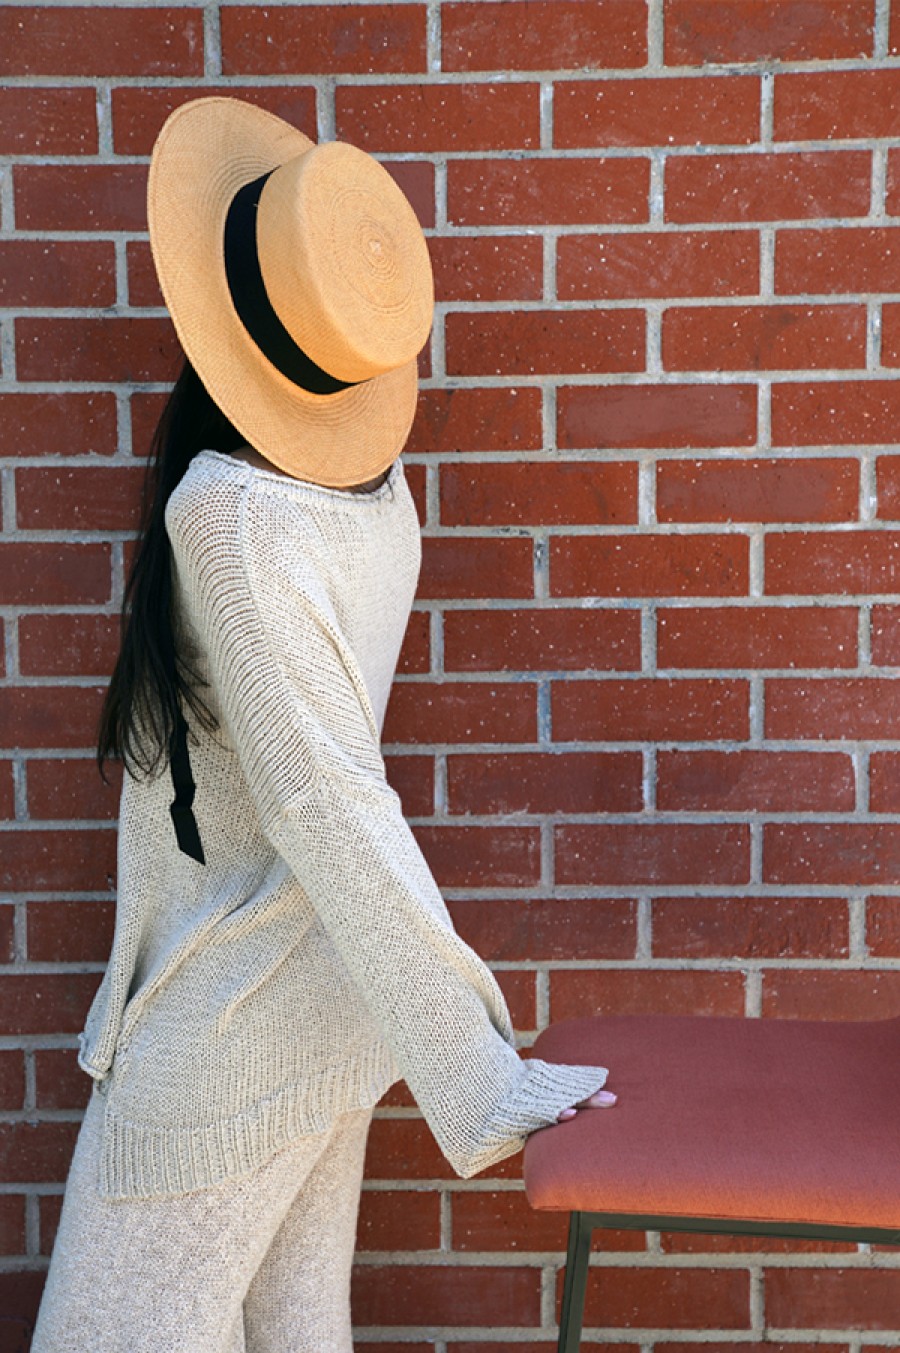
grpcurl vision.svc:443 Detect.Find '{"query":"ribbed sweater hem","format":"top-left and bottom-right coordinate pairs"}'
top-left (96, 1039), bottom-right (399, 1199)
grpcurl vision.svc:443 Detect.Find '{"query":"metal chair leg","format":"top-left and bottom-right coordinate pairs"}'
top-left (557, 1210), bottom-right (594, 1353)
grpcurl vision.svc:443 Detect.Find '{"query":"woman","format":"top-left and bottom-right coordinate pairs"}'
top-left (31, 97), bottom-right (615, 1352)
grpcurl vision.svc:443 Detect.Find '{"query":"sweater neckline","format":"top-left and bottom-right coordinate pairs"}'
top-left (196, 448), bottom-right (405, 506)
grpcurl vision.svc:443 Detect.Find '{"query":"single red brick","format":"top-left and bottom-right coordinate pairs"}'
top-left (0, 87), bottom-right (97, 154)
top-left (447, 896), bottom-right (637, 962)
top-left (550, 967), bottom-right (746, 1019)
top-left (384, 753), bottom-right (433, 816)
top-left (0, 974), bottom-right (100, 1036)
top-left (451, 1345), bottom-right (611, 1353)
top-left (775, 228), bottom-right (900, 296)
top-left (365, 1117), bottom-right (456, 1181)
top-left (446, 307), bottom-right (644, 378)
top-left (558, 229), bottom-right (760, 300)
top-left (130, 390), bottom-right (171, 458)
top-left (16, 465), bottom-right (144, 532)
top-left (767, 973), bottom-right (900, 1029)
top-left (0, 1121), bottom-right (83, 1185)
top-left (408, 387), bottom-right (542, 455)
top-left (411, 823), bottom-right (541, 888)
top-left (766, 530), bottom-right (900, 595)
top-left (653, 895), bottom-right (849, 959)
top-left (221, 4), bottom-right (425, 74)
top-left (768, 1264), bottom-right (900, 1330)
top-left (558, 382), bottom-right (757, 449)
top-left (385, 160), bottom-right (437, 228)
top-left (665, 151), bottom-right (870, 224)
top-left (19, 614), bottom-right (120, 680)
top-left (657, 455), bottom-right (859, 522)
top-left (16, 317), bottom-right (180, 383)
top-left (496, 969), bottom-right (536, 1029)
top-left (553, 676), bottom-right (748, 741)
top-left (551, 532), bottom-right (749, 597)
top-left (14, 163), bottom-right (147, 232)
top-left (440, 460), bottom-right (636, 527)
top-left (888, 148), bottom-right (900, 215)
top-left (443, 606), bottom-right (641, 673)
top-left (658, 604), bottom-right (858, 670)
top-left (112, 84), bottom-right (317, 153)
top-left (428, 234), bottom-right (542, 302)
top-left (765, 822), bottom-right (900, 886)
top-left (400, 465), bottom-right (427, 527)
top-left (870, 755), bottom-right (900, 813)
top-left (451, 1187), bottom-right (572, 1252)
top-left (415, 536), bottom-right (534, 599)
top-left (39, 1194), bottom-right (64, 1257)
top-left (34, 1048), bottom-right (92, 1110)
top-left (356, 1188), bottom-right (440, 1251)
top-left (358, 1346), bottom-right (433, 1353)
top-left (0, 758), bottom-right (11, 817)
top-left (662, 1237), bottom-right (852, 1258)
top-left (554, 822), bottom-right (752, 887)
top-left (336, 82), bottom-right (540, 152)
top-left (0, 392), bottom-right (116, 457)
top-left (766, 677), bottom-right (900, 740)
top-left (444, 0), bottom-right (646, 70)
top-left (876, 456), bottom-right (900, 519)
top-left (775, 70), bottom-right (900, 141)
top-left (580, 1262), bottom-right (749, 1329)
top-left (0, 543), bottom-right (110, 606)
top-left (385, 680), bottom-right (536, 746)
top-left (0, 686), bottom-right (105, 750)
top-left (663, 304), bottom-right (865, 372)
top-left (882, 303), bottom-right (900, 368)
top-left (866, 895), bottom-right (900, 956)
top-left (27, 899), bottom-right (116, 963)
top-left (446, 750), bottom-right (642, 814)
top-left (0, 240), bottom-right (113, 307)
top-left (665, 0), bottom-right (872, 63)
top-left (1, 829), bottom-right (116, 892)
top-left (0, 1052), bottom-right (24, 1111)
top-left (657, 748), bottom-right (854, 812)
top-left (873, 604), bottom-right (900, 671)
top-left (352, 1263), bottom-right (540, 1327)
top-left (448, 155), bottom-right (649, 226)
top-left (0, 1195), bottom-right (26, 1255)
top-left (555, 75), bottom-right (758, 148)
top-left (0, 6), bottom-right (204, 76)
top-left (394, 613), bottom-right (430, 677)
top-left (772, 380), bottom-right (900, 446)
top-left (0, 909), bottom-right (14, 964)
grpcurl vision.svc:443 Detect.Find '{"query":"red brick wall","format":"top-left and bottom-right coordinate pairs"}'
top-left (2, 0), bottom-right (900, 1346)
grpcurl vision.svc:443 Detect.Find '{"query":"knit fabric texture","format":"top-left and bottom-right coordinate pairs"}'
top-left (31, 1085), bottom-right (374, 1353)
top-left (77, 448), bottom-right (609, 1198)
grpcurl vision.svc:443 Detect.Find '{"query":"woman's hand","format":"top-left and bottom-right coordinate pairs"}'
top-left (557, 1086), bottom-right (617, 1122)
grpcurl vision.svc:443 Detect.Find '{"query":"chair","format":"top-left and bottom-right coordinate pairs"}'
top-left (523, 1011), bottom-right (900, 1352)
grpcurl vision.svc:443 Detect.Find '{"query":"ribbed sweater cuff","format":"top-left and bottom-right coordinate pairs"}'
top-left (452, 1055), bottom-right (610, 1180)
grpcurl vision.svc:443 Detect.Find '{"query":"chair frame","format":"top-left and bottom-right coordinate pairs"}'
top-left (556, 1209), bottom-right (900, 1353)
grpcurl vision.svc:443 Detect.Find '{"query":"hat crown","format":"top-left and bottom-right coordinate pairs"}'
top-left (257, 141), bottom-right (434, 383)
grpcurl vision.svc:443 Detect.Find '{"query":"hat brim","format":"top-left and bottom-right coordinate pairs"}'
top-left (148, 97), bottom-right (420, 487)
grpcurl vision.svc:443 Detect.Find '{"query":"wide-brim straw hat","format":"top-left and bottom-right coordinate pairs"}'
top-left (147, 96), bottom-right (434, 487)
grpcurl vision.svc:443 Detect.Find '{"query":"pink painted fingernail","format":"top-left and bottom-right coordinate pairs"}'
top-left (558, 1107), bottom-right (577, 1120)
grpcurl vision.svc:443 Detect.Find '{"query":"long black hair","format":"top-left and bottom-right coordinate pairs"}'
top-left (96, 354), bottom-right (246, 786)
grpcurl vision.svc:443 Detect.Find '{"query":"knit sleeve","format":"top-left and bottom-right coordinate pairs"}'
top-left (170, 483), bottom-right (610, 1179)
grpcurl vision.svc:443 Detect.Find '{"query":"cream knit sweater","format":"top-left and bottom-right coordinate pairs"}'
top-left (77, 448), bottom-right (609, 1199)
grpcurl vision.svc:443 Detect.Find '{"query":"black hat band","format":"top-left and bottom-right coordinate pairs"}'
top-left (223, 170), bottom-right (373, 396)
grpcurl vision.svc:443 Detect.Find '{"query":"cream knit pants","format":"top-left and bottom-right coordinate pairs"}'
top-left (31, 1084), bottom-right (375, 1353)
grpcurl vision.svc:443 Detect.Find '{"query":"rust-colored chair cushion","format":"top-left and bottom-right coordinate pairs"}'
top-left (523, 1013), bottom-right (900, 1230)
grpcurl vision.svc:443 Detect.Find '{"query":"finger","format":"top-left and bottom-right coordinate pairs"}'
top-left (581, 1089), bottom-right (617, 1107)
